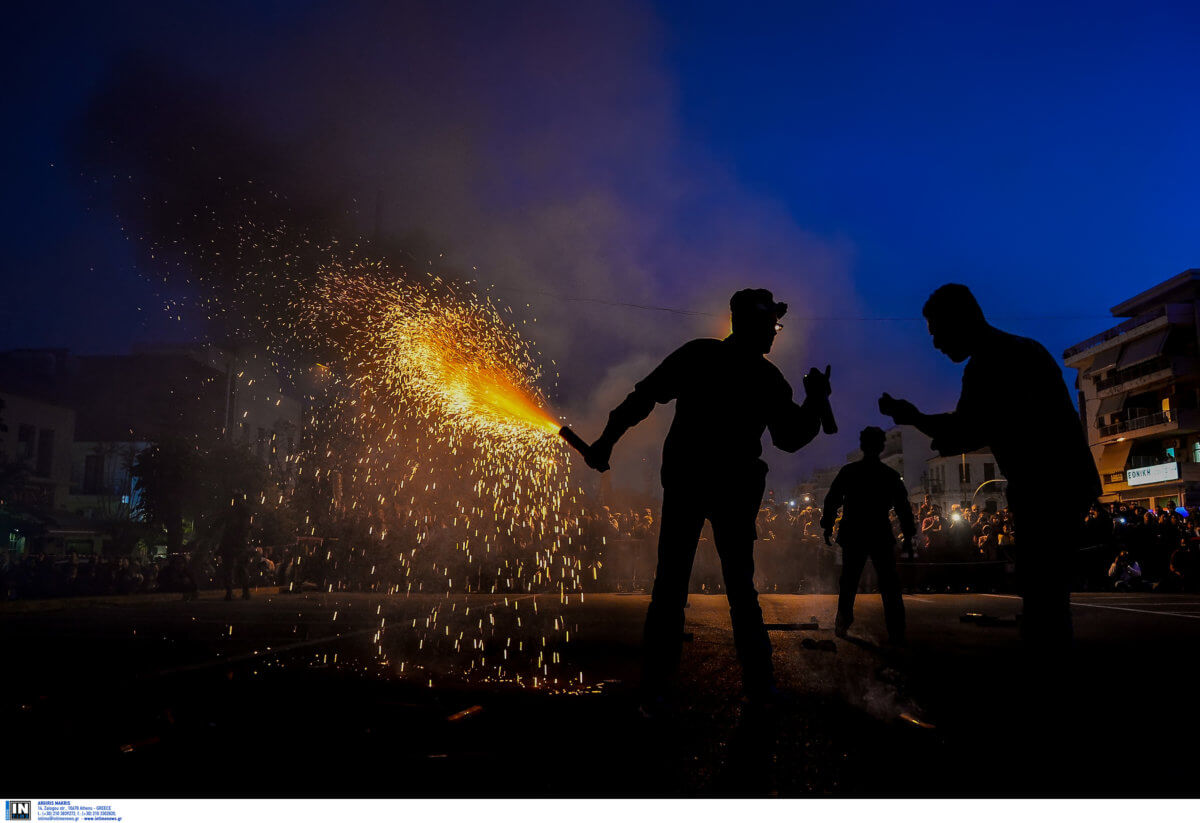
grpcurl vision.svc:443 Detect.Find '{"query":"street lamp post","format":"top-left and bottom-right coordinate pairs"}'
top-left (971, 478), bottom-right (1008, 509)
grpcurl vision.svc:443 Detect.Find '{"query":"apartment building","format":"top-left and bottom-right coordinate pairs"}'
top-left (1063, 269), bottom-right (1200, 511)
top-left (0, 391), bottom-right (76, 509)
top-left (923, 448), bottom-right (1007, 514)
top-left (0, 344), bottom-right (304, 521)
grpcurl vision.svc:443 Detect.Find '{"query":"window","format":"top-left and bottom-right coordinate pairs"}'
top-left (984, 463), bottom-right (996, 481)
top-left (36, 429), bottom-right (54, 477)
top-left (83, 454), bottom-right (105, 494)
top-left (18, 425), bottom-right (35, 459)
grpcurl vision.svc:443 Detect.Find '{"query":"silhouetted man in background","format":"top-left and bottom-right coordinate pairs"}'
top-left (219, 496), bottom-right (252, 601)
top-left (585, 288), bottom-right (834, 707)
top-left (821, 426), bottom-right (915, 644)
top-left (880, 284), bottom-right (1100, 656)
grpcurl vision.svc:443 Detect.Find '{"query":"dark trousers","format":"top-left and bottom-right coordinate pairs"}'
top-left (837, 539), bottom-right (905, 640)
top-left (221, 551), bottom-right (250, 596)
top-left (1011, 507), bottom-right (1082, 655)
top-left (642, 479), bottom-right (773, 697)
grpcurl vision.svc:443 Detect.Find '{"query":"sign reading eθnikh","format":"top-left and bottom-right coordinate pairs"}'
top-left (1127, 462), bottom-right (1180, 486)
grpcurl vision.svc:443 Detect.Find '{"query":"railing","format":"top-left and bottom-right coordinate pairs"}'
top-left (1063, 306), bottom-right (1167, 359)
top-left (1128, 455), bottom-right (1179, 469)
top-left (1093, 355), bottom-right (1171, 391)
top-left (1099, 408), bottom-right (1175, 438)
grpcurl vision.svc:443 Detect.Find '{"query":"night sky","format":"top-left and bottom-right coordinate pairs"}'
top-left (3, 0), bottom-right (1198, 485)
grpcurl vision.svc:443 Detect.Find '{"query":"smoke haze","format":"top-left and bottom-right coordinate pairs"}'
top-left (73, 0), bottom-right (940, 491)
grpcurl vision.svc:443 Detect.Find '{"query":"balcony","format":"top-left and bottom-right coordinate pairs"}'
top-left (1100, 409), bottom-right (1175, 438)
top-left (1094, 356), bottom-right (1168, 392)
top-left (1093, 356), bottom-right (1198, 396)
top-left (1064, 306), bottom-right (1168, 361)
top-left (1097, 407), bottom-right (1200, 442)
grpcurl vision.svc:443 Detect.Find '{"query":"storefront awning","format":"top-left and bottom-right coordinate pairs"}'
top-left (1116, 328), bottom-right (1169, 369)
top-left (1098, 440), bottom-right (1133, 475)
top-left (1083, 344), bottom-right (1123, 376)
top-left (1094, 392), bottom-right (1128, 417)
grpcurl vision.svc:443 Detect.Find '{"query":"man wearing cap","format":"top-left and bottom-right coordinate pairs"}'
top-left (585, 288), bottom-right (834, 707)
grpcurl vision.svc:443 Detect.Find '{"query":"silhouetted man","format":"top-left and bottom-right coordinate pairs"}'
top-left (880, 284), bottom-right (1100, 654)
top-left (821, 426), bottom-right (915, 644)
top-left (586, 289), bottom-right (833, 707)
top-left (219, 497), bottom-right (252, 601)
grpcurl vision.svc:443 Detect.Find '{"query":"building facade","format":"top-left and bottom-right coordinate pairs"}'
top-left (0, 345), bottom-right (304, 520)
top-left (922, 448), bottom-right (1007, 514)
top-left (0, 392), bottom-right (76, 510)
top-left (1063, 268), bottom-right (1200, 511)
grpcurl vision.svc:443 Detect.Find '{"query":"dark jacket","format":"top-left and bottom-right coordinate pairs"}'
top-left (821, 458), bottom-right (916, 546)
top-left (605, 337), bottom-right (821, 488)
top-left (921, 327), bottom-right (1101, 513)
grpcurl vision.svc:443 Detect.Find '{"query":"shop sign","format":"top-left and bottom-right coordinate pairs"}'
top-left (1126, 462), bottom-right (1180, 486)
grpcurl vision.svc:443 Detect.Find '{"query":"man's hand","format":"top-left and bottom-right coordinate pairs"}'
top-left (587, 438), bottom-right (614, 473)
top-left (879, 392), bottom-right (920, 425)
top-left (804, 365), bottom-right (837, 434)
top-left (803, 365), bottom-right (832, 400)
top-left (823, 528), bottom-right (833, 546)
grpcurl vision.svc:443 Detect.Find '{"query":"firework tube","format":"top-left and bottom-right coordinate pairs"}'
top-left (804, 365), bottom-right (838, 435)
top-left (559, 426), bottom-right (610, 472)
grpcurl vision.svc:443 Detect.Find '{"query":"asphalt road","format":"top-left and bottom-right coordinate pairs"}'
top-left (3, 589), bottom-right (1198, 798)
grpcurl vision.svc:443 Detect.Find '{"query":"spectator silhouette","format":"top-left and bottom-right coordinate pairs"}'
top-left (880, 283), bottom-right (1100, 656)
top-left (584, 288), bottom-right (833, 708)
top-left (219, 497), bottom-right (252, 601)
top-left (821, 426), bottom-right (915, 644)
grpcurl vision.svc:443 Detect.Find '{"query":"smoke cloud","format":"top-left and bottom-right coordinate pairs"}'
top-left (75, 0), bottom-right (896, 493)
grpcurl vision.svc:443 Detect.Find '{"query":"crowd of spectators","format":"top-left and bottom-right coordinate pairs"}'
top-left (912, 496), bottom-right (1015, 562)
top-left (1088, 503), bottom-right (1200, 593)
top-left (5, 496), bottom-right (1200, 599)
top-left (0, 545), bottom-right (279, 600)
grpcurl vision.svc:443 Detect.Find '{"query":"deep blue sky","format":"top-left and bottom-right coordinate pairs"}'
top-left (2, 0), bottom-right (1198, 475)
top-left (657, 0), bottom-right (1198, 323)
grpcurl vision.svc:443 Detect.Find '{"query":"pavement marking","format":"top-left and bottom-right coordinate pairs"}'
top-left (982, 592), bottom-right (1200, 620)
top-left (905, 596), bottom-right (935, 603)
top-left (1070, 601), bottom-right (1200, 620)
top-left (1075, 602), bottom-right (1200, 609)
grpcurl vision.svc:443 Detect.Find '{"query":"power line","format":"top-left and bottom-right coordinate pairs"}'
top-left (483, 284), bottom-right (1116, 322)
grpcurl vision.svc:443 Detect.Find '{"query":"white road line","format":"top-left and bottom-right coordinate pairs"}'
top-left (905, 596), bottom-right (935, 603)
top-left (1073, 600), bottom-right (1200, 607)
top-left (982, 592), bottom-right (1200, 619)
top-left (1070, 601), bottom-right (1200, 620)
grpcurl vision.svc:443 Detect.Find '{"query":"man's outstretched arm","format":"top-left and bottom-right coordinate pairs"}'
top-left (879, 391), bottom-right (988, 456)
top-left (589, 342), bottom-right (694, 468)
